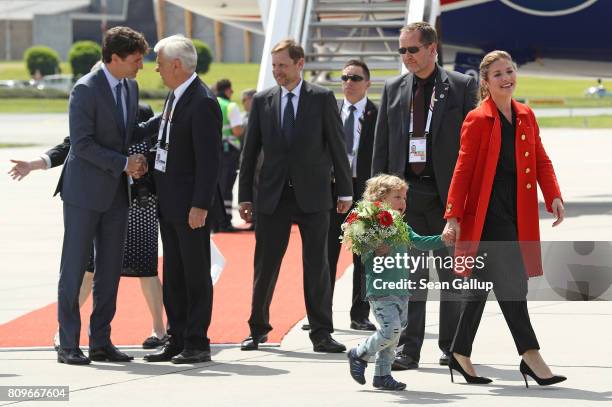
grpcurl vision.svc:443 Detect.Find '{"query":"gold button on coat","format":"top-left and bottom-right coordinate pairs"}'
top-left (521, 134), bottom-right (526, 141)
top-left (524, 151), bottom-right (529, 157)
top-left (525, 168), bottom-right (531, 174)
top-left (526, 183), bottom-right (532, 189)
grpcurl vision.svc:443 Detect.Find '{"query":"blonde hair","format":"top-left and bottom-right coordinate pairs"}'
top-left (479, 50), bottom-right (517, 102)
top-left (363, 174), bottom-right (408, 202)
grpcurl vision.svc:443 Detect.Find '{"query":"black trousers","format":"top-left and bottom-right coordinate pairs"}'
top-left (58, 178), bottom-right (128, 350)
top-left (398, 181), bottom-right (460, 360)
top-left (249, 185), bottom-right (334, 342)
top-left (327, 181), bottom-right (370, 321)
top-left (450, 214), bottom-right (540, 357)
top-left (219, 144), bottom-right (241, 225)
top-left (159, 218), bottom-right (213, 351)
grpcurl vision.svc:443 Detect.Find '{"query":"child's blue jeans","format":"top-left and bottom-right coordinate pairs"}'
top-left (357, 296), bottom-right (409, 376)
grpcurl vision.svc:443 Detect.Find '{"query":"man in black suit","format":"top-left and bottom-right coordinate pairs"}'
top-left (238, 39), bottom-right (352, 353)
top-left (329, 59), bottom-right (378, 331)
top-left (372, 22), bottom-right (478, 370)
top-left (143, 35), bottom-right (221, 364)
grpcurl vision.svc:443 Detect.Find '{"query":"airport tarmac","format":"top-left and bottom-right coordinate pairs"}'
top-left (0, 120), bottom-right (611, 406)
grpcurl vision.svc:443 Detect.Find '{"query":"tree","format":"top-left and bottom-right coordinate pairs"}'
top-left (24, 46), bottom-right (61, 77)
top-left (192, 39), bottom-right (213, 74)
top-left (68, 41), bottom-right (102, 78)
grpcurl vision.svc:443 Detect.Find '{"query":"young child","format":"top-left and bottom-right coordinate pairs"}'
top-left (347, 174), bottom-right (453, 390)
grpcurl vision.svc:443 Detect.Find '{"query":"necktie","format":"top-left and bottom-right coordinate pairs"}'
top-left (410, 80), bottom-right (426, 175)
top-left (282, 92), bottom-right (295, 145)
top-left (160, 92), bottom-right (176, 148)
top-left (343, 105), bottom-right (356, 154)
top-left (115, 82), bottom-right (126, 132)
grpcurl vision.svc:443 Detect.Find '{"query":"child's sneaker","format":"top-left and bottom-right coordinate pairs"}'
top-left (347, 348), bottom-right (367, 385)
top-left (373, 375), bottom-right (406, 391)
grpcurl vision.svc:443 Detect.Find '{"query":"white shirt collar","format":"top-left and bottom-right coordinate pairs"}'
top-left (173, 72), bottom-right (198, 101)
top-left (101, 63), bottom-right (122, 89)
top-left (281, 78), bottom-right (303, 98)
top-left (343, 96), bottom-right (367, 115)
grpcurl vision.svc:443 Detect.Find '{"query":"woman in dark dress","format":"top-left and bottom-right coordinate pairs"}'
top-left (443, 51), bottom-right (566, 386)
top-left (9, 103), bottom-right (166, 349)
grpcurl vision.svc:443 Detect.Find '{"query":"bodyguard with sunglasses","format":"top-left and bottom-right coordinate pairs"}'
top-left (371, 22), bottom-right (478, 370)
top-left (330, 60), bottom-right (378, 331)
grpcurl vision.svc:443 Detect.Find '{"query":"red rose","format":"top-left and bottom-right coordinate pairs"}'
top-left (373, 201), bottom-right (382, 208)
top-left (346, 212), bottom-right (358, 224)
top-left (377, 211), bottom-right (393, 227)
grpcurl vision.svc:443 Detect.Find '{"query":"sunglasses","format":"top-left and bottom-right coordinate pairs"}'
top-left (341, 74), bottom-right (365, 82)
top-left (398, 44), bottom-right (430, 55)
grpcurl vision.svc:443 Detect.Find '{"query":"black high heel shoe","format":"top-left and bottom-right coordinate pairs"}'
top-left (520, 360), bottom-right (566, 388)
top-left (448, 354), bottom-right (492, 384)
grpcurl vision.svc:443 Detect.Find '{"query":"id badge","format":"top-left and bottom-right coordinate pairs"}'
top-left (409, 137), bottom-right (427, 163)
top-left (154, 147), bottom-right (168, 173)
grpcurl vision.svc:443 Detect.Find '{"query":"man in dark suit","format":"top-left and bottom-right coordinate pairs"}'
top-left (55, 27), bottom-right (151, 365)
top-left (143, 35), bottom-right (221, 364)
top-left (372, 22), bottom-right (478, 370)
top-left (329, 59), bottom-right (377, 331)
top-left (238, 39), bottom-right (352, 353)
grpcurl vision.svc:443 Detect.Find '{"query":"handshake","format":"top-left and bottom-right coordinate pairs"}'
top-left (125, 153), bottom-right (148, 179)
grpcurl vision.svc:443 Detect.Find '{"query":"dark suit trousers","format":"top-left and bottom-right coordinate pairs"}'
top-left (398, 181), bottom-right (460, 360)
top-left (328, 181), bottom-right (370, 321)
top-left (249, 185), bottom-right (334, 341)
top-left (451, 213), bottom-right (540, 357)
top-left (58, 179), bottom-right (128, 349)
top-left (159, 218), bottom-right (213, 351)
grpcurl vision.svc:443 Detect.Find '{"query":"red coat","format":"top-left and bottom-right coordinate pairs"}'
top-left (444, 97), bottom-right (562, 278)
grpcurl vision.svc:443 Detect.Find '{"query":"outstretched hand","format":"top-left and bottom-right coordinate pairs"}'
top-left (8, 160), bottom-right (32, 181)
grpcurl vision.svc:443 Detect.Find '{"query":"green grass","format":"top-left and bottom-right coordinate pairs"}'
top-left (0, 142), bottom-right (39, 148)
top-left (0, 61), bottom-right (259, 101)
top-left (2, 61), bottom-right (612, 126)
top-left (536, 115), bottom-right (612, 128)
top-left (0, 98), bottom-right (69, 113)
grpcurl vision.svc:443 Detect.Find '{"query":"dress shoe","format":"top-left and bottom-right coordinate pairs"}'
top-left (439, 352), bottom-right (450, 366)
top-left (144, 344), bottom-right (182, 362)
top-left (171, 349), bottom-right (212, 364)
top-left (520, 359), bottom-right (566, 387)
top-left (350, 319), bottom-right (376, 331)
top-left (392, 352), bottom-right (419, 370)
top-left (240, 334), bottom-right (268, 351)
top-left (142, 335), bottom-right (169, 349)
top-left (313, 335), bottom-right (346, 353)
top-left (57, 348), bottom-right (91, 365)
top-left (301, 324), bottom-right (311, 331)
top-left (88, 344), bottom-right (133, 362)
top-left (373, 375), bottom-right (406, 391)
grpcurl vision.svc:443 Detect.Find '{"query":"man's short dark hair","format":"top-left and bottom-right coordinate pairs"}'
top-left (343, 59), bottom-right (371, 80)
top-left (271, 39), bottom-right (305, 64)
top-left (102, 26), bottom-right (149, 63)
top-left (215, 79), bottom-right (232, 95)
top-left (400, 21), bottom-right (438, 45)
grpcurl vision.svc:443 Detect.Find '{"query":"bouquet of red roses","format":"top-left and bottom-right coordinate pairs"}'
top-left (340, 200), bottom-right (410, 256)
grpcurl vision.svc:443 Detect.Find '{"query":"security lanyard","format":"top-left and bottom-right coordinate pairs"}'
top-left (157, 96), bottom-right (176, 149)
top-left (409, 79), bottom-right (436, 137)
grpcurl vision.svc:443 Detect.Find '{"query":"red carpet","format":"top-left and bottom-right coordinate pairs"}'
top-left (0, 227), bottom-right (353, 347)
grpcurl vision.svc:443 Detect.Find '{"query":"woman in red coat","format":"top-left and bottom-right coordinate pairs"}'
top-left (443, 51), bottom-right (566, 386)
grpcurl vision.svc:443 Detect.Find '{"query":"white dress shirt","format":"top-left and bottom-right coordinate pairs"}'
top-left (280, 78), bottom-right (303, 126)
top-left (341, 96), bottom-right (367, 178)
top-left (157, 72), bottom-right (198, 146)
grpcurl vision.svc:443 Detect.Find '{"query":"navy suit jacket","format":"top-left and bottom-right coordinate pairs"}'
top-left (55, 69), bottom-right (157, 211)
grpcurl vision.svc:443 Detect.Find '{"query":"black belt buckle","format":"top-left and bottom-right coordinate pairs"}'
top-left (288, 178), bottom-right (294, 188)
